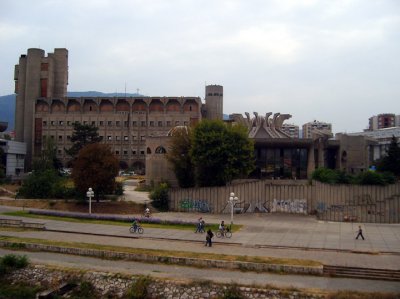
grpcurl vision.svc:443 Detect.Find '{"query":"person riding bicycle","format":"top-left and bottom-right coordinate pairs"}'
top-left (219, 220), bottom-right (225, 234)
top-left (132, 218), bottom-right (139, 232)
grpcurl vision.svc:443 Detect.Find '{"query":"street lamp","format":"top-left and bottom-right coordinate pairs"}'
top-left (228, 192), bottom-right (239, 226)
top-left (86, 187), bottom-right (94, 214)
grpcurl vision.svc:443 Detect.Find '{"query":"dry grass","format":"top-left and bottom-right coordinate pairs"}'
top-left (0, 235), bottom-right (321, 267)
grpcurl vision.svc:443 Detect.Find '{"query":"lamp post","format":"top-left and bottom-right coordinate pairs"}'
top-left (228, 192), bottom-right (239, 226)
top-left (86, 187), bottom-right (94, 214)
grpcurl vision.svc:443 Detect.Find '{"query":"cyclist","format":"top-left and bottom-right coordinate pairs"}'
top-left (132, 218), bottom-right (139, 232)
top-left (219, 220), bottom-right (225, 235)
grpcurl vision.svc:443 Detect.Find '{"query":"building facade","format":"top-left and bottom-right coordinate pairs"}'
top-left (368, 113), bottom-right (399, 131)
top-left (281, 123), bottom-right (300, 138)
top-left (14, 48), bottom-right (223, 172)
top-left (302, 120), bottom-right (332, 139)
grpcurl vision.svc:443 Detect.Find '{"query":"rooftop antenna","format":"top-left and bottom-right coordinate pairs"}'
top-left (136, 88), bottom-right (140, 95)
top-left (125, 82), bottom-right (127, 98)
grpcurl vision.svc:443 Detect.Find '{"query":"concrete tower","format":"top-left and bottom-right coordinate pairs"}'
top-left (14, 48), bottom-right (68, 169)
top-left (204, 85), bottom-right (223, 120)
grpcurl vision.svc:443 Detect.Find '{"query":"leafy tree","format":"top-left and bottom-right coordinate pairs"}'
top-left (65, 122), bottom-right (102, 159)
top-left (18, 169), bottom-right (60, 198)
top-left (377, 135), bottom-right (400, 176)
top-left (149, 182), bottom-right (169, 211)
top-left (190, 120), bottom-right (254, 187)
top-left (72, 143), bottom-right (119, 201)
top-left (166, 127), bottom-right (195, 188)
top-left (34, 137), bottom-right (63, 173)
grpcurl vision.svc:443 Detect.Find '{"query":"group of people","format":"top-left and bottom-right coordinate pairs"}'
top-left (203, 219), bottom-right (228, 247)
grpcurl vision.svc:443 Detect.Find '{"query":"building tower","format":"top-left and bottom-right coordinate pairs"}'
top-left (204, 85), bottom-right (223, 120)
top-left (14, 48), bottom-right (68, 169)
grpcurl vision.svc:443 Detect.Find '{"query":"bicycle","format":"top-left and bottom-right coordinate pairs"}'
top-left (129, 224), bottom-right (144, 234)
top-left (216, 228), bottom-right (232, 238)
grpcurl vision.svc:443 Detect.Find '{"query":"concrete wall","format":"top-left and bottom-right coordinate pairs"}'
top-left (169, 180), bottom-right (400, 223)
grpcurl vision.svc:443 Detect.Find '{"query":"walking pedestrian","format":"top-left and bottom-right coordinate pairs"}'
top-left (205, 229), bottom-right (214, 247)
top-left (356, 225), bottom-right (365, 240)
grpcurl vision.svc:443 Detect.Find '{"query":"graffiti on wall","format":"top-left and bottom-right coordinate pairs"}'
top-left (179, 198), bottom-right (211, 213)
top-left (271, 199), bottom-right (307, 214)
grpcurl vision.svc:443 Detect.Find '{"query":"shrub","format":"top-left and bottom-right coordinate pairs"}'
top-left (0, 254), bottom-right (29, 277)
top-left (18, 169), bottom-right (60, 198)
top-left (356, 171), bottom-right (386, 186)
top-left (149, 182), bottom-right (170, 211)
top-left (114, 181), bottom-right (124, 196)
top-left (0, 282), bottom-right (40, 299)
top-left (69, 281), bottom-right (98, 299)
top-left (126, 276), bottom-right (151, 299)
top-left (311, 168), bottom-right (339, 184)
top-left (220, 283), bottom-right (244, 299)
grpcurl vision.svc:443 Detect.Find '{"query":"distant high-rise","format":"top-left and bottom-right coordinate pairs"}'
top-left (302, 120), bottom-right (332, 139)
top-left (204, 85), bottom-right (223, 120)
top-left (368, 113), bottom-right (399, 131)
top-left (281, 123), bottom-right (299, 138)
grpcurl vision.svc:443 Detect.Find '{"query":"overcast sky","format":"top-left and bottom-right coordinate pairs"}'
top-left (0, 0), bottom-right (399, 133)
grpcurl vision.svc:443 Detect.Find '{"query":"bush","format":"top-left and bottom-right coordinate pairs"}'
top-left (0, 254), bottom-right (29, 276)
top-left (0, 282), bottom-right (40, 299)
top-left (69, 281), bottom-right (98, 299)
top-left (114, 181), bottom-right (124, 196)
top-left (220, 284), bottom-right (244, 299)
top-left (125, 276), bottom-right (151, 299)
top-left (311, 168), bottom-right (339, 184)
top-left (356, 171), bottom-right (387, 186)
top-left (149, 182), bottom-right (169, 211)
top-left (18, 169), bottom-right (60, 198)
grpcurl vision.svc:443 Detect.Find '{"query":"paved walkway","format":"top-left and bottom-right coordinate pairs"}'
top-left (1, 205), bottom-right (400, 271)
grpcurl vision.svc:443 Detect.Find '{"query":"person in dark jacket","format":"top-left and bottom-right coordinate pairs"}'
top-left (356, 225), bottom-right (365, 240)
top-left (205, 229), bottom-right (214, 247)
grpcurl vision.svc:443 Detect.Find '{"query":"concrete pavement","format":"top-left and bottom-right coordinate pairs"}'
top-left (0, 205), bottom-right (399, 270)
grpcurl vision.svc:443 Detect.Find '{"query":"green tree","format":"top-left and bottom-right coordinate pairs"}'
top-left (72, 143), bottom-right (119, 201)
top-left (65, 122), bottom-right (102, 159)
top-left (378, 135), bottom-right (400, 176)
top-left (166, 127), bottom-right (195, 188)
top-left (34, 137), bottom-right (63, 172)
top-left (191, 120), bottom-right (254, 187)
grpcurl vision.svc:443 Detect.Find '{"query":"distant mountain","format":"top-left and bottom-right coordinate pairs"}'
top-left (0, 94), bottom-right (15, 131)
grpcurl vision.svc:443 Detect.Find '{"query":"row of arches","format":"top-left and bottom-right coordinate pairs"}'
top-left (36, 98), bottom-right (201, 114)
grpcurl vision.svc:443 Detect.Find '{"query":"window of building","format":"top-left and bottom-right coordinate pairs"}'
top-left (57, 149), bottom-right (62, 155)
top-left (166, 121), bottom-right (171, 126)
top-left (43, 121), bottom-right (47, 126)
top-left (67, 121), bottom-right (71, 126)
top-left (116, 150), bottom-right (120, 155)
top-left (67, 135), bottom-right (71, 141)
top-left (124, 136), bottom-right (128, 141)
top-left (116, 136), bottom-right (120, 141)
top-left (150, 121), bottom-right (154, 127)
top-left (107, 136), bottom-right (112, 140)
top-left (83, 121), bottom-right (87, 125)
top-left (155, 146), bottom-right (166, 154)
top-left (132, 135), bottom-right (136, 140)
top-left (51, 121), bottom-right (55, 126)
top-left (91, 121), bottom-right (96, 126)
top-left (158, 121), bottom-right (163, 127)
top-left (59, 121), bottom-right (64, 126)
top-left (50, 135), bottom-right (55, 139)
top-left (141, 136), bottom-right (145, 141)
top-left (116, 121), bottom-right (120, 127)
top-left (132, 121), bottom-right (137, 126)
top-left (108, 121), bottom-right (112, 126)
top-left (100, 121), bottom-right (104, 126)
top-left (184, 121), bottom-right (188, 126)
top-left (140, 150), bottom-right (145, 155)
top-left (208, 93), bottom-right (212, 96)
top-left (123, 150), bottom-right (128, 155)
top-left (132, 150), bottom-right (137, 155)
top-left (124, 121), bottom-right (128, 127)
top-left (147, 147), bottom-right (152, 154)
top-left (58, 136), bottom-right (62, 141)
top-left (141, 121), bottom-right (146, 127)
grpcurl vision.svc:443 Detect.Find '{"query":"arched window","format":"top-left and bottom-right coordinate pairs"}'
top-left (147, 147), bottom-right (152, 154)
top-left (155, 146), bottom-right (166, 154)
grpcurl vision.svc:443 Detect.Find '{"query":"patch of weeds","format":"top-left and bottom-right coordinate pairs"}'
top-left (69, 280), bottom-right (98, 299)
top-left (125, 275), bottom-right (152, 299)
top-left (6, 242), bottom-right (26, 249)
top-left (219, 283), bottom-right (245, 299)
top-left (0, 281), bottom-right (41, 299)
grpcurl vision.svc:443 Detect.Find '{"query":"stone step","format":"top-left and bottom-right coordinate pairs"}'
top-left (323, 265), bottom-right (400, 281)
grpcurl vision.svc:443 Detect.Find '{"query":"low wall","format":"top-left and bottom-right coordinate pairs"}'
top-left (8, 265), bottom-right (325, 299)
top-left (168, 180), bottom-right (400, 223)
